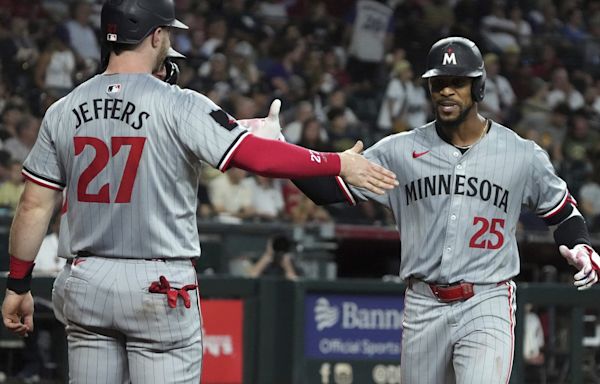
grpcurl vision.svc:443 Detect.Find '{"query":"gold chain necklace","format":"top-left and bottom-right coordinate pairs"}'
top-left (454, 119), bottom-right (489, 149)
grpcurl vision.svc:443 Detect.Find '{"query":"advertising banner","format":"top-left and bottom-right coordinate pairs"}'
top-left (304, 294), bottom-right (404, 361)
top-left (201, 299), bottom-right (244, 384)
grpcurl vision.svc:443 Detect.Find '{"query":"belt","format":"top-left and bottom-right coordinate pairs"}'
top-left (68, 254), bottom-right (192, 265)
top-left (408, 278), bottom-right (508, 303)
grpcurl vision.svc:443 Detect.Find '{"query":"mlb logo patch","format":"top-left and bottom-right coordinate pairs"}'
top-left (107, 84), bottom-right (122, 93)
top-left (107, 33), bottom-right (117, 42)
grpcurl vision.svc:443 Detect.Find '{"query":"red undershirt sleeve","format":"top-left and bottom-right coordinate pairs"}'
top-left (226, 134), bottom-right (341, 178)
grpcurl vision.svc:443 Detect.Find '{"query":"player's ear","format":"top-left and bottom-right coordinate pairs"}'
top-left (150, 27), bottom-right (162, 49)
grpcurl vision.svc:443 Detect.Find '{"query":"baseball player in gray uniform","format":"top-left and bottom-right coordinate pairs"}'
top-left (292, 37), bottom-right (600, 384)
top-left (51, 45), bottom-right (186, 328)
top-left (0, 1), bottom-right (398, 383)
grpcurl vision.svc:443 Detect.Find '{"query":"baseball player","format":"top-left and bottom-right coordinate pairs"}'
top-left (0, 1), bottom-right (398, 384)
top-left (291, 37), bottom-right (600, 384)
top-left (51, 46), bottom-right (187, 328)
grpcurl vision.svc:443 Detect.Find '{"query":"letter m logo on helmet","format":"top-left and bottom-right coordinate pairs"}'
top-left (442, 51), bottom-right (457, 66)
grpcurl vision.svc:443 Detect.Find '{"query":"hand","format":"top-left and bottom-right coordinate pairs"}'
top-left (559, 244), bottom-right (600, 290)
top-left (2, 290), bottom-right (34, 336)
top-left (261, 239), bottom-right (274, 264)
top-left (238, 99), bottom-right (286, 141)
top-left (339, 141), bottom-right (398, 195)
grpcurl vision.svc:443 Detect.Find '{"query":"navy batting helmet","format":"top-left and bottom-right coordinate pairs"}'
top-left (101, 0), bottom-right (188, 46)
top-left (421, 37), bottom-right (486, 102)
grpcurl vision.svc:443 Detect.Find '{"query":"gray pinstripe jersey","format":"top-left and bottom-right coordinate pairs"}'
top-left (350, 121), bottom-right (567, 283)
top-left (24, 74), bottom-right (249, 259)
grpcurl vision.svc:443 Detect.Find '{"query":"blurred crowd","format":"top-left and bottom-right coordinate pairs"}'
top-left (0, 0), bottom-right (600, 232)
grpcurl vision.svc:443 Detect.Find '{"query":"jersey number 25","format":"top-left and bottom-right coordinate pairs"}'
top-left (469, 217), bottom-right (505, 250)
top-left (74, 136), bottom-right (146, 203)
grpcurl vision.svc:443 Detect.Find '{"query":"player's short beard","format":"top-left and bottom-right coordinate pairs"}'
top-left (153, 38), bottom-right (169, 74)
top-left (435, 102), bottom-right (473, 130)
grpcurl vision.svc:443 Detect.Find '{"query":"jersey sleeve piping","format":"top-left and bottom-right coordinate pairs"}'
top-left (22, 167), bottom-right (65, 191)
top-left (335, 176), bottom-right (357, 206)
top-left (217, 131), bottom-right (251, 171)
top-left (539, 189), bottom-right (571, 219)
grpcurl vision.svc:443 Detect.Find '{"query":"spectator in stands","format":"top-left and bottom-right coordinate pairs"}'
top-left (523, 304), bottom-right (545, 365)
top-left (34, 25), bottom-right (76, 99)
top-left (560, 111), bottom-right (600, 197)
top-left (420, 0), bottom-right (455, 39)
top-left (0, 159), bottom-right (24, 212)
top-left (561, 8), bottom-right (588, 46)
top-left (283, 180), bottom-right (331, 224)
top-left (232, 95), bottom-right (259, 119)
top-left (208, 168), bottom-right (255, 222)
top-left (528, 0), bottom-right (563, 36)
top-left (230, 40), bottom-right (259, 95)
top-left (531, 43), bottom-right (563, 81)
top-left (5, 17), bottom-right (39, 86)
top-left (0, 149), bottom-right (12, 182)
top-left (283, 100), bottom-right (315, 143)
top-left (320, 47), bottom-right (351, 92)
top-left (256, 0), bottom-right (289, 29)
top-left (244, 175), bottom-right (285, 221)
top-left (265, 38), bottom-right (306, 99)
top-left (321, 88), bottom-right (360, 128)
top-left (583, 13), bottom-right (600, 77)
top-left (199, 52), bottom-right (234, 102)
top-left (0, 102), bottom-right (24, 139)
top-left (4, 114), bottom-right (40, 162)
top-left (579, 161), bottom-right (600, 232)
top-left (481, 1), bottom-right (520, 53)
top-left (480, 53), bottom-right (516, 124)
top-left (508, 5), bottom-right (532, 49)
top-left (326, 107), bottom-right (360, 152)
top-left (64, 2), bottom-right (101, 75)
top-left (377, 59), bottom-right (428, 133)
top-left (546, 67), bottom-right (585, 110)
top-left (201, 15), bottom-right (228, 57)
top-left (297, 117), bottom-right (331, 152)
top-left (248, 234), bottom-right (301, 280)
top-left (344, 0), bottom-right (395, 87)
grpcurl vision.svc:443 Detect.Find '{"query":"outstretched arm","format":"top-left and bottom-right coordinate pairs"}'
top-left (232, 100), bottom-right (398, 195)
top-left (551, 204), bottom-right (600, 290)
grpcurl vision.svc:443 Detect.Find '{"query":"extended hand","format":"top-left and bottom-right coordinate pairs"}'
top-left (239, 99), bottom-right (285, 141)
top-left (339, 141), bottom-right (398, 195)
top-left (2, 290), bottom-right (34, 336)
top-left (559, 244), bottom-right (600, 290)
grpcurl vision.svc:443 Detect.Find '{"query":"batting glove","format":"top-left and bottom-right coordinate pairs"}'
top-left (238, 99), bottom-right (286, 141)
top-left (559, 244), bottom-right (600, 290)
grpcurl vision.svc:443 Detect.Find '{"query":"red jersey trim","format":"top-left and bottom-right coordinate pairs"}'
top-left (218, 131), bottom-right (251, 172)
top-left (22, 168), bottom-right (64, 191)
top-left (540, 190), bottom-right (571, 219)
top-left (335, 176), bottom-right (357, 206)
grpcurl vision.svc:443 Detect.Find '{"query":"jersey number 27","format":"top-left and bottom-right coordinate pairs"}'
top-left (74, 136), bottom-right (146, 203)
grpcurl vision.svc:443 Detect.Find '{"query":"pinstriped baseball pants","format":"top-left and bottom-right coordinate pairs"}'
top-left (58, 257), bottom-right (203, 384)
top-left (401, 281), bottom-right (516, 384)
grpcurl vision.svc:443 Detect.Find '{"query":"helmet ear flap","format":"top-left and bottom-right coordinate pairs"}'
top-left (471, 68), bottom-right (486, 102)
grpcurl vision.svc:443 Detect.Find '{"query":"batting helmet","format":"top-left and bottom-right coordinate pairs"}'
top-left (421, 37), bottom-right (486, 102)
top-left (101, 0), bottom-right (189, 46)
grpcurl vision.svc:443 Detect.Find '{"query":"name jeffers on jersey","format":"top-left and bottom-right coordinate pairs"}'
top-left (405, 174), bottom-right (509, 213)
top-left (72, 99), bottom-right (150, 130)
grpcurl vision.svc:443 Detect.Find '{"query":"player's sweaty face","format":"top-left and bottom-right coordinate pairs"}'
top-left (429, 76), bottom-right (473, 125)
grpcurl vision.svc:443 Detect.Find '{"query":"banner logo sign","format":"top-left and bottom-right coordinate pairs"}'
top-left (305, 294), bottom-right (404, 360)
top-left (201, 299), bottom-right (244, 383)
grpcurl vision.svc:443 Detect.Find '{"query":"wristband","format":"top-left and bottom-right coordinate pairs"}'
top-left (7, 255), bottom-right (34, 294)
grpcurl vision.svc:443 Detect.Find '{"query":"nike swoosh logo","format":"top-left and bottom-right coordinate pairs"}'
top-left (412, 150), bottom-right (430, 159)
